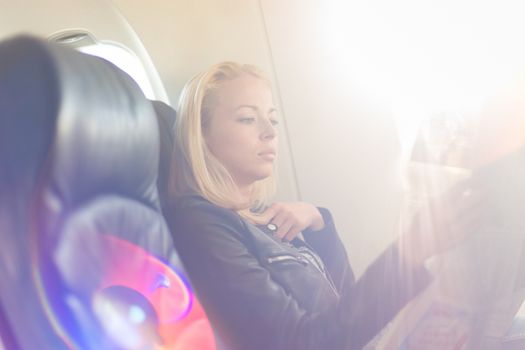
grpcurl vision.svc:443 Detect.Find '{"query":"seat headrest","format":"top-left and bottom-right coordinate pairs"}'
top-left (50, 36), bottom-right (160, 209)
top-left (6, 35), bottom-right (161, 210)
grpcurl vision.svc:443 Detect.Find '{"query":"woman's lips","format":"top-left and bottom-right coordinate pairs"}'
top-left (258, 151), bottom-right (276, 161)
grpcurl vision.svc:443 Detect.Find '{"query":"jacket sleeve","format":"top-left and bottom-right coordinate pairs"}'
top-left (343, 243), bottom-right (432, 349)
top-left (303, 207), bottom-right (433, 349)
top-left (302, 207), bottom-right (355, 293)
top-left (169, 199), bottom-right (348, 350)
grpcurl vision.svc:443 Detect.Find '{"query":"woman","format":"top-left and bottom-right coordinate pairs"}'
top-left (167, 62), bottom-right (480, 349)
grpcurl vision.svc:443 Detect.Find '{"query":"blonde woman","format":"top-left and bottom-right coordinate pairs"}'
top-left (167, 62), bottom-right (481, 350)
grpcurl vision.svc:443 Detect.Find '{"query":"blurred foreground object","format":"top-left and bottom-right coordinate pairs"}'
top-left (0, 35), bottom-right (215, 349)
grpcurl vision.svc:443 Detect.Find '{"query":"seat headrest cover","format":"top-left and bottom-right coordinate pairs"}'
top-left (46, 38), bottom-right (160, 209)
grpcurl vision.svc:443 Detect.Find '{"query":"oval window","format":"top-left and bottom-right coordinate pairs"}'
top-left (49, 30), bottom-right (156, 100)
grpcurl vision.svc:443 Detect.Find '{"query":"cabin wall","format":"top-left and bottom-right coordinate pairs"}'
top-left (260, 0), bottom-right (402, 275)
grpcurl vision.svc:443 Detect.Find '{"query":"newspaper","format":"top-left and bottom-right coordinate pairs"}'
top-left (368, 113), bottom-right (525, 349)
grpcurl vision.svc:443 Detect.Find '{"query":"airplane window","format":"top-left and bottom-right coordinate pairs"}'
top-left (77, 43), bottom-right (156, 100)
top-left (49, 30), bottom-right (156, 100)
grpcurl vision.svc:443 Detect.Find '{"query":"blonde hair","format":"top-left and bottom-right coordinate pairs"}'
top-left (170, 61), bottom-right (276, 212)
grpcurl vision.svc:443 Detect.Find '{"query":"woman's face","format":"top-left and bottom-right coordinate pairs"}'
top-left (204, 75), bottom-right (278, 188)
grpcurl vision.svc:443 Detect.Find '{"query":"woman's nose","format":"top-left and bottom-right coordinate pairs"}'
top-left (260, 118), bottom-right (277, 140)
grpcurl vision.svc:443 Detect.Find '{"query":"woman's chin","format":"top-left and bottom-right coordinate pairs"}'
top-left (233, 168), bottom-right (274, 188)
top-left (254, 170), bottom-right (274, 182)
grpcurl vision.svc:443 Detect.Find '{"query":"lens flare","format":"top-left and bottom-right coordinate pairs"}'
top-left (35, 234), bottom-right (216, 349)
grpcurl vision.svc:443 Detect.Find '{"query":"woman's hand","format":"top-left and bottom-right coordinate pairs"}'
top-left (253, 202), bottom-right (325, 242)
top-left (398, 178), bottom-right (486, 267)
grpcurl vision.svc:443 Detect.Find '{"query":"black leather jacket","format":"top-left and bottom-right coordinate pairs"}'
top-left (168, 195), bottom-right (432, 350)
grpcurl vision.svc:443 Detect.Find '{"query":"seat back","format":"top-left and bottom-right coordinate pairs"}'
top-left (0, 35), bottom-right (216, 350)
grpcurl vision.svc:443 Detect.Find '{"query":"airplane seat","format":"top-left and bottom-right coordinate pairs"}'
top-left (150, 100), bottom-right (230, 350)
top-left (0, 34), bottom-right (215, 349)
top-left (151, 100), bottom-right (177, 219)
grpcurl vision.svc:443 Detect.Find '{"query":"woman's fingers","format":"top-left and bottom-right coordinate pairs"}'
top-left (283, 225), bottom-right (302, 242)
top-left (252, 206), bottom-right (277, 225)
top-left (275, 221), bottom-right (294, 240)
top-left (271, 206), bottom-right (298, 240)
top-left (256, 202), bottom-right (323, 242)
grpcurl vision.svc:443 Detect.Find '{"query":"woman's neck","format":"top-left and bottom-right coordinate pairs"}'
top-left (232, 182), bottom-right (253, 209)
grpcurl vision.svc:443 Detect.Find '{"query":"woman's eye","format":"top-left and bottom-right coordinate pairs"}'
top-left (238, 117), bottom-right (256, 124)
top-left (270, 119), bottom-right (279, 126)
